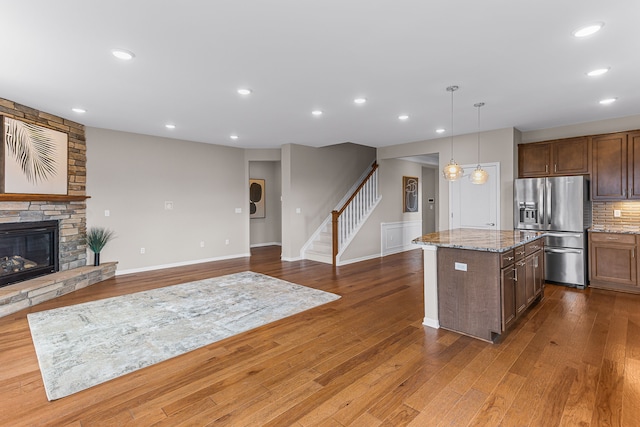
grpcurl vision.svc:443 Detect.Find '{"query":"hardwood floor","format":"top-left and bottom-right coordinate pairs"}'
top-left (0, 246), bottom-right (638, 426)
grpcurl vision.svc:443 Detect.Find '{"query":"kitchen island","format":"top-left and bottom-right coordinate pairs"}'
top-left (413, 228), bottom-right (545, 342)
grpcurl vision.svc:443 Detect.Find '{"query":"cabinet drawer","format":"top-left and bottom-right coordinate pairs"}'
top-left (525, 240), bottom-right (544, 255)
top-left (514, 245), bottom-right (526, 260)
top-left (501, 250), bottom-right (515, 267)
top-left (590, 233), bottom-right (636, 244)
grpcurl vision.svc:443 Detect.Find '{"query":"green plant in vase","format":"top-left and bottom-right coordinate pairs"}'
top-left (85, 227), bottom-right (115, 266)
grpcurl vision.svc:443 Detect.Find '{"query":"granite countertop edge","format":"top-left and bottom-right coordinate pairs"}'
top-left (589, 227), bottom-right (640, 235)
top-left (412, 229), bottom-right (544, 253)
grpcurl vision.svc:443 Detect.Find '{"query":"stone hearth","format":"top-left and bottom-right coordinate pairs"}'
top-left (0, 262), bottom-right (117, 317)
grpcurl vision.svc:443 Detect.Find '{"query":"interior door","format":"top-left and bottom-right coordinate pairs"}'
top-left (450, 163), bottom-right (500, 230)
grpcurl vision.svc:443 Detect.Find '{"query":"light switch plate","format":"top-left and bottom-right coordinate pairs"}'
top-left (614, 209), bottom-right (622, 217)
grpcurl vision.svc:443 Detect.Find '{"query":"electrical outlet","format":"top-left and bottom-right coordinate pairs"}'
top-left (235, 208), bottom-right (242, 213)
top-left (200, 241), bottom-right (205, 247)
top-left (225, 239), bottom-right (230, 245)
top-left (165, 201), bottom-right (174, 210)
top-left (614, 209), bottom-right (622, 218)
top-left (140, 248), bottom-right (145, 254)
top-left (104, 210), bottom-right (110, 217)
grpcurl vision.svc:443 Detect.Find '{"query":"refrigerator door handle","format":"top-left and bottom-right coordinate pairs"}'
top-left (545, 248), bottom-right (583, 254)
top-left (545, 179), bottom-right (552, 227)
top-left (545, 232), bottom-right (582, 239)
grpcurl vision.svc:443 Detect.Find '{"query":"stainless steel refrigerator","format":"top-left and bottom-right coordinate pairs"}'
top-left (514, 176), bottom-right (592, 288)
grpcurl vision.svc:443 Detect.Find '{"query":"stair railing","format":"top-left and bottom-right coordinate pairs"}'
top-left (331, 162), bottom-right (379, 266)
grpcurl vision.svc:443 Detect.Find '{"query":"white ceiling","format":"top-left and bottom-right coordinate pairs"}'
top-left (1, 1), bottom-right (638, 149)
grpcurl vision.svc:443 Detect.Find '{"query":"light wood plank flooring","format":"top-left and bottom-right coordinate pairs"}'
top-left (0, 246), bottom-right (638, 426)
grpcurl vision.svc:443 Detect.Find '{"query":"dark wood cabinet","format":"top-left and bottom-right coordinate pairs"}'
top-left (501, 266), bottom-right (516, 331)
top-left (518, 137), bottom-right (589, 178)
top-left (519, 143), bottom-right (550, 177)
top-left (553, 137), bottom-right (591, 175)
top-left (589, 232), bottom-right (639, 292)
top-left (500, 242), bottom-right (543, 333)
top-left (592, 131), bottom-right (640, 200)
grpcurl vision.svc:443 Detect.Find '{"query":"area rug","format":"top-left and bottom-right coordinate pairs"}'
top-left (27, 271), bottom-right (340, 401)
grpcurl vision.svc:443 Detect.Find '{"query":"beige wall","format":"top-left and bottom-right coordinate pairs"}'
top-left (86, 127), bottom-right (249, 273)
top-left (378, 127), bottom-right (517, 231)
top-left (422, 166), bottom-right (437, 234)
top-left (521, 113), bottom-right (640, 143)
top-left (280, 143), bottom-right (377, 260)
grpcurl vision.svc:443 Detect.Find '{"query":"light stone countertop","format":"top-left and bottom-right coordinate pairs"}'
top-left (412, 228), bottom-right (544, 253)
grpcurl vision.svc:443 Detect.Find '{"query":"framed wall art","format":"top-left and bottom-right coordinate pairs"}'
top-left (403, 176), bottom-right (419, 213)
top-left (249, 178), bottom-right (265, 218)
top-left (1, 116), bottom-right (68, 195)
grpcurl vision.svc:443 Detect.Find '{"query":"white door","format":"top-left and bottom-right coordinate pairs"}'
top-left (449, 162), bottom-right (500, 230)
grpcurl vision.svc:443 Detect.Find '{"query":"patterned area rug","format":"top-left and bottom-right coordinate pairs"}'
top-left (27, 271), bottom-right (340, 400)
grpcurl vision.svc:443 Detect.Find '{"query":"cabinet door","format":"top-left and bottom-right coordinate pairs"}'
top-left (533, 251), bottom-right (544, 297)
top-left (592, 133), bottom-right (628, 200)
top-left (501, 267), bottom-right (516, 331)
top-left (525, 254), bottom-right (536, 304)
top-left (628, 132), bottom-right (640, 199)
top-left (514, 260), bottom-right (527, 314)
top-left (518, 143), bottom-right (550, 178)
top-left (591, 242), bottom-right (637, 286)
top-left (552, 137), bottom-right (590, 175)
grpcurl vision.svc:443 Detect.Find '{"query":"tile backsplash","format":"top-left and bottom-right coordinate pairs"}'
top-left (592, 201), bottom-right (640, 228)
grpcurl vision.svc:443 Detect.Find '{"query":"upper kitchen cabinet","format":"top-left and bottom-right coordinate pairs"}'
top-left (518, 137), bottom-right (590, 178)
top-left (592, 131), bottom-right (640, 200)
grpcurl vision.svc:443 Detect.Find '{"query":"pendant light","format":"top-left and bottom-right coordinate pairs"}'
top-left (470, 102), bottom-right (489, 185)
top-left (442, 85), bottom-right (463, 181)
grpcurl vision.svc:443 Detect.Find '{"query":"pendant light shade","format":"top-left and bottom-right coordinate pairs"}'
top-left (470, 102), bottom-right (489, 185)
top-left (443, 86), bottom-right (463, 181)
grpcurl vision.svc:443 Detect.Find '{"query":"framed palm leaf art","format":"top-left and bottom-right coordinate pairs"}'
top-left (1, 116), bottom-right (68, 195)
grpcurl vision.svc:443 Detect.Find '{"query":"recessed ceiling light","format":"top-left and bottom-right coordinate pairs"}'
top-left (599, 98), bottom-right (617, 105)
top-left (572, 22), bottom-right (604, 38)
top-left (587, 67), bottom-right (610, 77)
top-left (165, 124), bottom-right (176, 129)
top-left (398, 115), bottom-right (409, 121)
top-left (111, 49), bottom-right (135, 60)
top-left (237, 88), bottom-right (252, 95)
top-left (230, 134), bottom-right (239, 140)
top-left (436, 128), bottom-right (446, 134)
top-left (354, 98), bottom-right (367, 104)
top-left (71, 107), bottom-right (86, 114)
top-left (312, 110), bottom-right (323, 116)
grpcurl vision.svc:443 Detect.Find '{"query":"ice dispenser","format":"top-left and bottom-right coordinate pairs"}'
top-left (518, 202), bottom-right (539, 225)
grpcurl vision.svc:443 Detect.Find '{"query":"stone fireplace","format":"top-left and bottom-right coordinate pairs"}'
top-left (0, 97), bottom-right (116, 317)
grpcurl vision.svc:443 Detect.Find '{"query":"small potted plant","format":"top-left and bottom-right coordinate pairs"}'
top-left (85, 227), bottom-right (115, 266)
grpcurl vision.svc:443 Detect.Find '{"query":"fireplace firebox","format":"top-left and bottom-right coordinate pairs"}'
top-left (0, 221), bottom-right (59, 288)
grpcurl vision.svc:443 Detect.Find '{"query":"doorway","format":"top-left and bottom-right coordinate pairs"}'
top-left (248, 161), bottom-right (282, 248)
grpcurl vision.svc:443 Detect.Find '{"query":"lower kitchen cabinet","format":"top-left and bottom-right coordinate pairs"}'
top-left (501, 241), bottom-right (544, 332)
top-left (589, 231), bottom-right (639, 293)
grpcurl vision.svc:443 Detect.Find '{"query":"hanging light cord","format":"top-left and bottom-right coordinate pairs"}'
top-left (447, 86), bottom-right (458, 161)
top-left (475, 102), bottom-right (484, 165)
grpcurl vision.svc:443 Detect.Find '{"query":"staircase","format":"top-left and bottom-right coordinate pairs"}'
top-left (303, 162), bottom-right (380, 265)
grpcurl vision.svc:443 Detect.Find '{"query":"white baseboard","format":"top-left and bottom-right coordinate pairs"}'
top-left (250, 242), bottom-right (282, 248)
top-left (280, 256), bottom-right (302, 262)
top-left (336, 253), bottom-right (380, 266)
top-left (116, 253), bottom-right (251, 276)
top-left (423, 317), bottom-right (440, 329)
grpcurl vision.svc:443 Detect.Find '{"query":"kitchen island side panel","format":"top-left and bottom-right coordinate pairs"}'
top-left (437, 247), bottom-right (502, 342)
